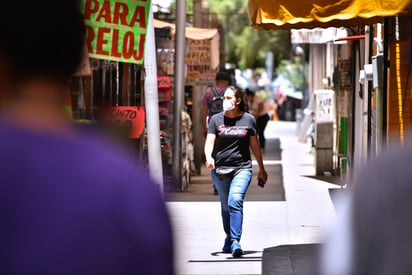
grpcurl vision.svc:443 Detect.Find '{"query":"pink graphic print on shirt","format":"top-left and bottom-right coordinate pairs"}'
top-left (218, 125), bottom-right (248, 136)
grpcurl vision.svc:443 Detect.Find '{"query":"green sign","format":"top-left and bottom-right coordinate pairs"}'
top-left (81, 0), bottom-right (151, 64)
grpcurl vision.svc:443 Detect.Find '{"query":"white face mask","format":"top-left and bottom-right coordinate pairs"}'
top-left (223, 99), bottom-right (235, 111)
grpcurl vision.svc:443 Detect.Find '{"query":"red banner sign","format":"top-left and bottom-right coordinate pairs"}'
top-left (111, 106), bottom-right (145, 138)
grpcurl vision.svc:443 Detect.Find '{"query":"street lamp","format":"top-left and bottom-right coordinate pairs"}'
top-left (294, 45), bottom-right (308, 109)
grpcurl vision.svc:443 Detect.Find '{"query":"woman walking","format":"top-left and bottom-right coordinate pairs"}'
top-left (204, 86), bottom-right (268, 257)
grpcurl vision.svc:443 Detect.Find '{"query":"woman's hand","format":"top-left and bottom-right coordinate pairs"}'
top-left (206, 156), bottom-right (215, 169)
top-left (258, 169), bottom-right (268, 183)
top-left (204, 133), bottom-right (216, 169)
top-left (250, 135), bottom-right (267, 182)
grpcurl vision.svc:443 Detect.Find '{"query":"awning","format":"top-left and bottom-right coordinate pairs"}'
top-left (154, 19), bottom-right (220, 74)
top-left (153, 19), bottom-right (218, 40)
top-left (249, 0), bottom-right (412, 30)
top-left (291, 27), bottom-right (348, 44)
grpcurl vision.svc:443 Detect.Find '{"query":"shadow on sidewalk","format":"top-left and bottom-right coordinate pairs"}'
top-left (262, 243), bottom-right (321, 275)
top-left (304, 175), bottom-right (340, 185)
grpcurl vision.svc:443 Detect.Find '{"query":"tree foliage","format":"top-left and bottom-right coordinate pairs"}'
top-left (276, 58), bottom-right (308, 91)
top-left (172, 0), bottom-right (291, 70)
top-left (206, 0), bottom-right (291, 70)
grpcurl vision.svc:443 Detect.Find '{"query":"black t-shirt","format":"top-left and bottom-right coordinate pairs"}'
top-left (208, 112), bottom-right (256, 169)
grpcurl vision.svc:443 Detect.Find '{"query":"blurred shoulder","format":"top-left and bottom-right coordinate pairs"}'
top-left (353, 142), bottom-right (412, 198)
top-left (243, 112), bottom-right (255, 121)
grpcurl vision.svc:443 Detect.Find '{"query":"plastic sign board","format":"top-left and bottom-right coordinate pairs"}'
top-left (314, 89), bottom-right (335, 123)
top-left (81, 0), bottom-right (151, 64)
top-left (111, 106), bottom-right (145, 138)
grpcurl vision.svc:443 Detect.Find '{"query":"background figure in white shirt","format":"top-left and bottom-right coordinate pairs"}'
top-left (246, 88), bottom-right (270, 151)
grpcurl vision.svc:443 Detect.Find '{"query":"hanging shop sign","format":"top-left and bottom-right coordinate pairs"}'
top-left (314, 90), bottom-right (335, 123)
top-left (186, 39), bottom-right (213, 66)
top-left (186, 67), bottom-right (218, 86)
top-left (153, 20), bottom-right (220, 86)
top-left (81, 0), bottom-right (151, 64)
top-left (185, 36), bottom-right (219, 86)
top-left (111, 106), bottom-right (145, 138)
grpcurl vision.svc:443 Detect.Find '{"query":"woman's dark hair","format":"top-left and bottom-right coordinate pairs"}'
top-left (225, 86), bottom-right (248, 112)
top-left (245, 88), bottom-right (255, 95)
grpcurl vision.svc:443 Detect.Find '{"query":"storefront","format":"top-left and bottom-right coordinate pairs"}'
top-left (69, 1), bottom-right (153, 183)
top-left (72, 1), bottom-right (150, 140)
top-left (248, 0), bottom-right (412, 177)
top-left (69, 2), bottom-right (220, 191)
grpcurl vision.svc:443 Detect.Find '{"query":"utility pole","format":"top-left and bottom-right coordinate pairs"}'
top-left (144, 5), bottom-right (163, 192)
top-left (193, 0), bottom-right (202, 27)
top-left (192, 0), bottom-right (203, 175)
top-left (171, 0), bottom-right (186, 191)
top-left (201, 1), bottom-right (210, 28)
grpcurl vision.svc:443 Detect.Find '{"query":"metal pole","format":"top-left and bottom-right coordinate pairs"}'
top-left (382, 18), bottom-right (389, 150)
top-left (193, 0), bottom-right (202, 27)
top-left (144, 5), bottom-right (164, 192)
top-left (295, 45), bottom-right (308, 109)
top-left (301, 46), bottom-right (308, 109)
top-left (116, 62), bottom-right (119, 106)
top-left (172, 0), bottom-right (186, 191)
top-left (102, 60), bottom-right (106, 102)
top-left (192, 0), bottom-right (203, 175)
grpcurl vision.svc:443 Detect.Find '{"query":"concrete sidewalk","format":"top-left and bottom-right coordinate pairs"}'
top-left (166, 121), bottom-right (338, 275)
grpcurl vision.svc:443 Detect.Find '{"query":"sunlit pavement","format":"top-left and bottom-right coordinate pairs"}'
top-left (167, 121), bottom-right (338, 275)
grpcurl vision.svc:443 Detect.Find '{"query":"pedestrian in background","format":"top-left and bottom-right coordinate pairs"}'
top-left (246, 88), bottom-right (270, 151)
top-left (0, 1), bottom-right (174, 274)
top-left (204, 86), bottom-right (268, 257)
top-left (202, 71), bottom-right (230, 138)
top-left (202, 71), bottom-right (230, 195)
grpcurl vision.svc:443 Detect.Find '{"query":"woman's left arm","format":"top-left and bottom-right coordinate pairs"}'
top-left (250, 135), bottom-right (268, 182)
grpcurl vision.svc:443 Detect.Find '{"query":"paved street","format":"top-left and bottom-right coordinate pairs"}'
top-left (166, 121), bottom-right (339, 275)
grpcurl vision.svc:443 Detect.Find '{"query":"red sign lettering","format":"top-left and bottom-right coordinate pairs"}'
top-left (111, 106), bottom-right (145, 138)
top-left (82, 0), bottom-right (149, 64)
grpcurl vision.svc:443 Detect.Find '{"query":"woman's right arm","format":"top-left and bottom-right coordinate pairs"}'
top-left (204, 133), bottom-right (216, 169)
top-left (202, 104), bottom-right (209, 137)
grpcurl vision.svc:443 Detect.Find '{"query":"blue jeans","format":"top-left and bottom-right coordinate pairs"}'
top-left (211, 168), bottom-right (252, 242)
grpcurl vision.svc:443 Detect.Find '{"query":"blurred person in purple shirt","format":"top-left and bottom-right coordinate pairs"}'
top-left (0, 1), bottom-right (174, 274)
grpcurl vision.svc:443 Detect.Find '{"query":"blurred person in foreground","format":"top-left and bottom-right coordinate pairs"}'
top-left (204, 86), bottom-right (267, 257)
top-left (0, 1), bottom-right (174, 275)
top-left (304, 143), bottom-right (412, 275)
